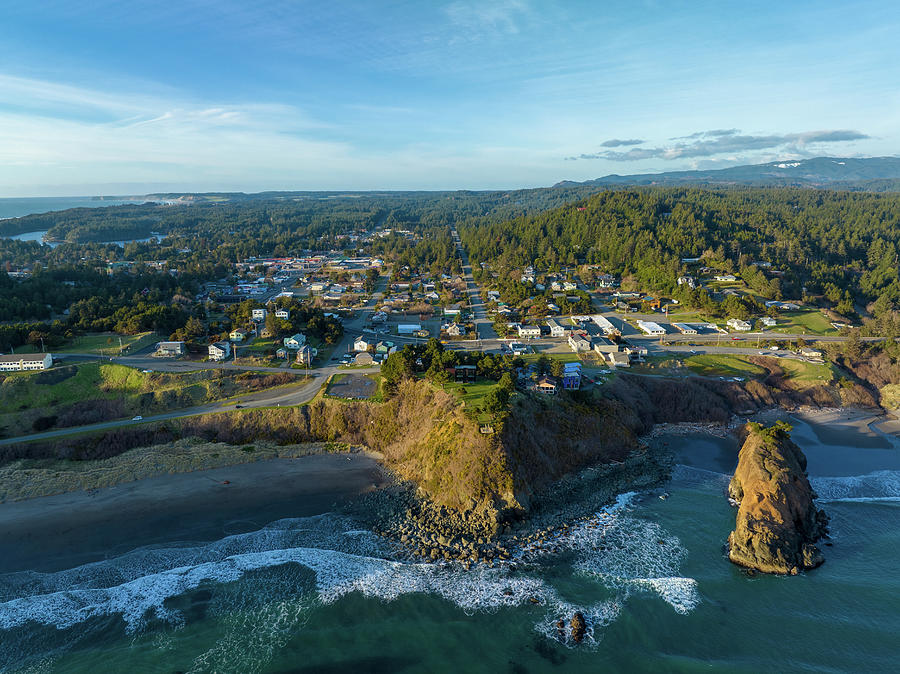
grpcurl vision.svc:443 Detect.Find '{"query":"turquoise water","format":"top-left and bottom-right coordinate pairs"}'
top-left (2, 424), bottom-right (899, 672)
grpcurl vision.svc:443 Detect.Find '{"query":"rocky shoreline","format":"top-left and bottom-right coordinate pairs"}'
top-left (350, 445), bottom-right (673, 567)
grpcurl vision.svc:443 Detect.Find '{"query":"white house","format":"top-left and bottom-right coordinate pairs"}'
top-left (0, 353), bottom-right (52, 371)
top-left (275, 309), bottom-right (290, 320)
top-left (230, 329), bottom-right (249, 342)
top-left (251, 308), bottom-right (267, 321)
top-left (354, 336), bottom-right (372, 352)
top-left (636, 320), bottom-right (666, 336)
top-left (800, 347), bottom-right (824, 361)
top-left (283, 333), bottom-right (307, 349)
top-left (208, 342), bottom-right (231, 361)
top-left (295, 345), bottom-right (317, 365)
top-left (443, 304), bottom-right (462, 317)
top-left (547, 319), bottom-right (566, 338)
top-left (715, 274), bottom-right (738, 282)
top-left (446, 323), bottom-right (464, 337)
top-left (760, 316), bottom-right (777, 327)
top-left (518, 324), bottom-right (541, 339)
top-left (726, 318), bottom-right (752, 331)
top-left (155, 341), bottom-right (185, 357)
top-left (676, 275), bottom-right (697, 289)
top-left (568, 333), bottom-right (591, 352)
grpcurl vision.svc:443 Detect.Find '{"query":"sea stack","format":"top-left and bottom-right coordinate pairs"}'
top-left (727, 422), bottom-right (828, 575)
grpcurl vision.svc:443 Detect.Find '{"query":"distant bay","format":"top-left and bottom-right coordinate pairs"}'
top-left (0, 196), bottom-right (141, 221)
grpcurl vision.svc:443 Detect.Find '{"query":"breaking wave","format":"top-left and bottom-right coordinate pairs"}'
top-left (0, 495), bottom-right (699, 666)
top-left (811, 471), bottom-right (900, 503)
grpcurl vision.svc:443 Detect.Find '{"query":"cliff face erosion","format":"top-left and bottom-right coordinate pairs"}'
top-left (727, 423), bottom-right (828, 574)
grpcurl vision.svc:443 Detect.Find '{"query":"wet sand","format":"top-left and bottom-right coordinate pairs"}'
top-left (0, 454), bottom-right (389, 574)
top-left (656, 407), bottom-right (900, 478)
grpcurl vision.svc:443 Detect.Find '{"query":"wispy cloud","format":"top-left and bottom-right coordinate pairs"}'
top-left (566, 129), bottom-right (870, 161)
top-left (600, 138), bottom-right (644, 147)
top-left (443, 0), bottom-right (531, 38)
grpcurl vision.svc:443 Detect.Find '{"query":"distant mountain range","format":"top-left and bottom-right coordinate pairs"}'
top-left (553, 156), bottom-right (900, 190)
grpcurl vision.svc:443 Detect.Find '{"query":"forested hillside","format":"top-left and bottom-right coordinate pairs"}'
top-left (459, 187), bottom-right (900, 312)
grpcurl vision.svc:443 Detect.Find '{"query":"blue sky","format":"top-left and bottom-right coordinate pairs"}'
top-left (1, 0), bottom-right (898, 195)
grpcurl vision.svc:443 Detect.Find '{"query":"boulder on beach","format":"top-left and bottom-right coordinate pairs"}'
top-left (727, 421), bottom-right (828, 575)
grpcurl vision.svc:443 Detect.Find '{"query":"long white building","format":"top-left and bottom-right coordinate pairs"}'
top-left (636, 320), bottom-right (666, 336)
top-left (0, 353), bottom-right (52, 371)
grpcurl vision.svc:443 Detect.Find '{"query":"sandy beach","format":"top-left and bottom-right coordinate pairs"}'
top-left (0, 453), bottom-right (389, 575)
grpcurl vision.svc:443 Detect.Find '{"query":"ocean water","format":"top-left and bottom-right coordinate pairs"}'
top-left (0, 197), bottom-right (137, 221)
top-left (1, 423), bottom-right (898, 672)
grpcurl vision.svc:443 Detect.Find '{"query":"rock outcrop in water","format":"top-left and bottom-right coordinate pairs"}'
top-left (727, 422), bottom-right (828, 574)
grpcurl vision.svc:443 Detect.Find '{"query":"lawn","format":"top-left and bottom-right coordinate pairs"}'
top-left (776, 358), bottom-right (836, 384)
top-left (442, 379), bottom-right (496, 422)
top-left (52, 332), bottom-right (159, 355)
top-left (684, 354), bottom-right (767, 378)
top-left (770, 309), bottom-right (838, 336)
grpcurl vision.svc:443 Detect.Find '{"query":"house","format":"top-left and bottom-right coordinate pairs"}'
top-left (425, 291), bottom-right (440, 301)
top-left (715, 274), bottom-right (738, 282)
top-left (283, 333), bottom-right (306, 349)
top-left (765, 300), bottom-right (801, 311)
top-left (353, 336), bottom-right (372, 352)
top-left (568, 333), bottom-right (591, 352)
top-left (562, 362), bottom-right (581, 390)
top-left (354, 351), bottom-right (375, 366)
top-left (536, 375), bottom-right (558, 395)
top-left (726, 318), bottom-right (752, 332)
top-left (230, 329), bottom-right (249, 342)
top-left (295, 345), bottom-right (317, 365)
top-left (509, 342), bottom-right (528, 355)
top-left (636, 320), bottom-right (666, 336)
top-left (591, 337), bottom-right (618, 354)
top-left (677, 276), bottom-right (697, 289)
top-left (547, 319), bottom-right (566, 338)
top-left (376, 340), bottom-right (396, 354)
top-left (761, 316), bottom-right (777, 327)
top-left (518, 324), bottom-right (541, 339)
top-left (251, 308), bottom-right (267, 321)
top-left (443, 304), bottom-right (463, 317)
top-left (155, 341), bottom-right (185, 357)
top-left (563, 281), bottom-right (578, 291)
top-left (0, 353), bottom-right (52, 371)
top-left (275, 309), bottom-right (290, 320)
top-left (623, 344), bottom-right (648, 360)
top-left (606, 351), bottom-right (631, 368)
top-left (800, 347), bottom-right (824, 361)
top-left (452, 364), bottom-right (477, 382)
top-left (208, 342), bottom-right (231, 361)
top-left (276, 347), bottom-right (288, 359)
top-left (397, 324), bottom-right (422, 335)
top-left (672, 323), bottom-right (698, 335)
top-left (446, 323), bottom-right (464, 337)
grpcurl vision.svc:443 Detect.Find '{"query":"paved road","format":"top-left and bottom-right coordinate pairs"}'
top-left (451, 226), bottom-right (498, 341)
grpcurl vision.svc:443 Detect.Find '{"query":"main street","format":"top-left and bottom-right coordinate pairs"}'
top-left (451, 226), bottom-right (498, 341)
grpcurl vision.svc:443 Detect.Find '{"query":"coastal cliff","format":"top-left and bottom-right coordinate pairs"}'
top-left (727, 422), bottom-right (828, 574)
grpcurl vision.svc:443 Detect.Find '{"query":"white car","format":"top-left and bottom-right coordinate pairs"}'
top-left (132, 415), bottom-right (143, 421)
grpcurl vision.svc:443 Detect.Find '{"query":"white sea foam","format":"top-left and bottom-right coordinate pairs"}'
top-left (811, 471), bottom-right (900, 502)
top-left (0, 493), bottom-right (699, 661)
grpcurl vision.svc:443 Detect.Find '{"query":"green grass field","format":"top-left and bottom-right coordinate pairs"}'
top-left (770, 309), bottom-right (837, 335)
top-left (52, 332), bottom-right (159, 355)
top-left (684, 354), bottom-right (767, 378)
top-left (775, 358), bottom-right (836, 384)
